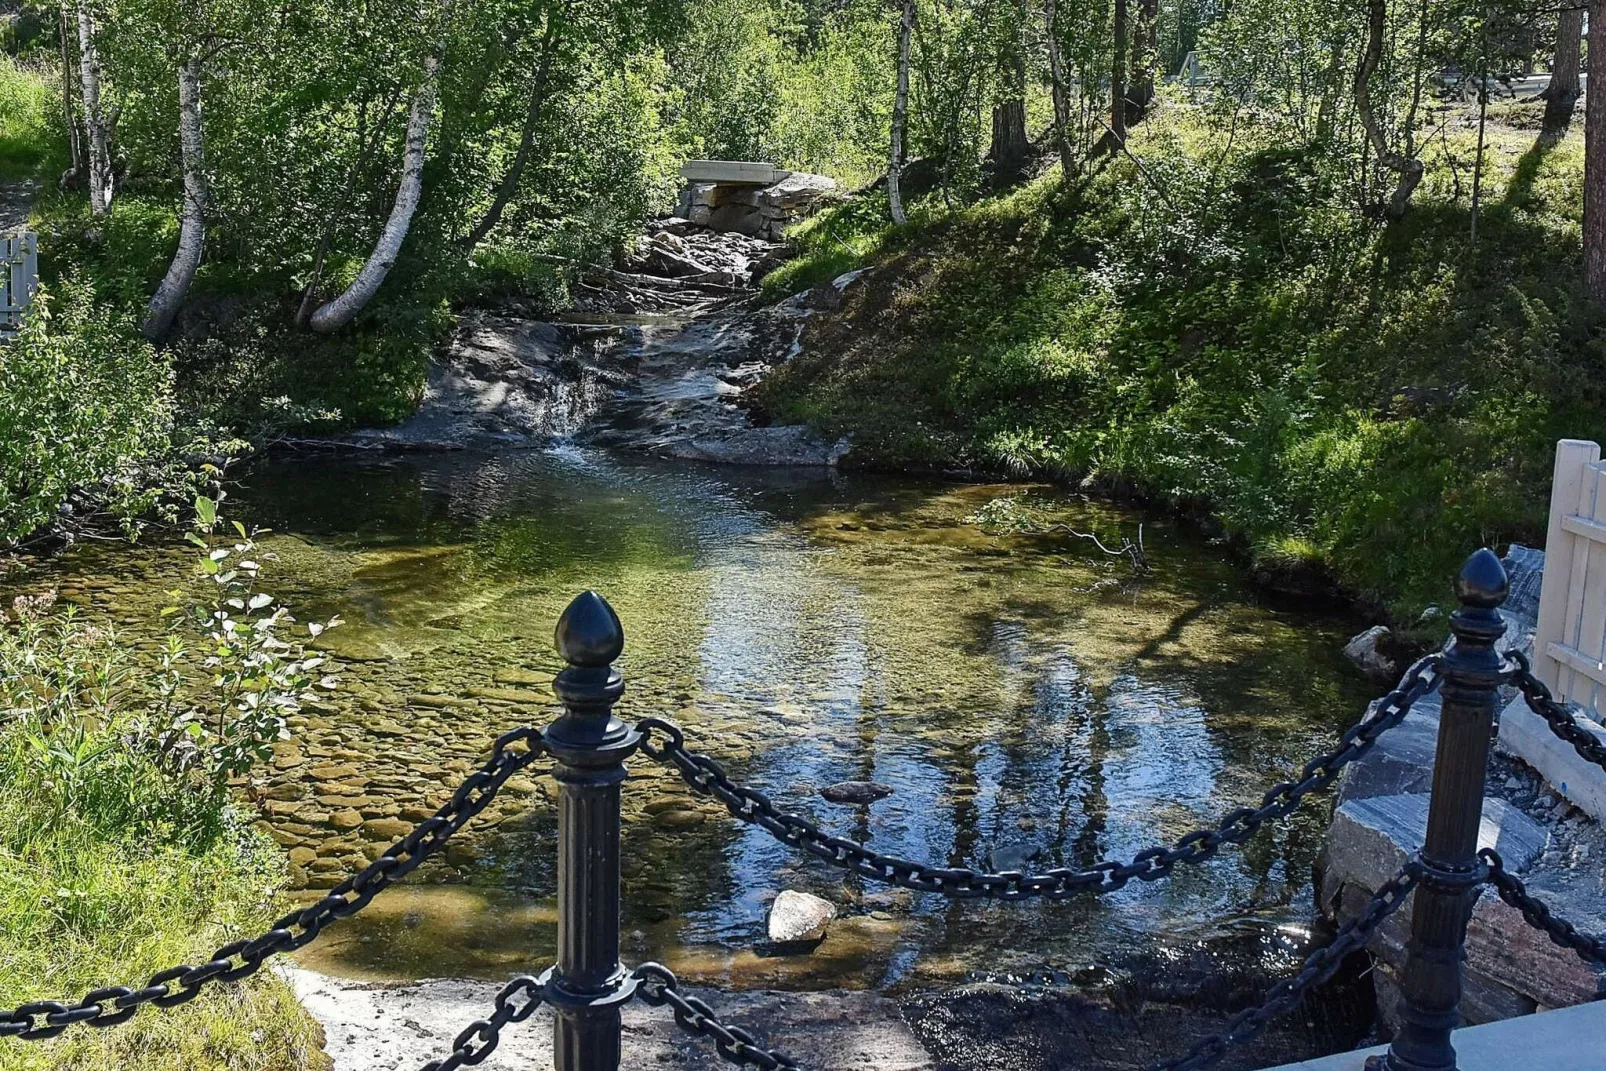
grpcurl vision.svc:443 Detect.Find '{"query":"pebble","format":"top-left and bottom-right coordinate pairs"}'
top-left (767, 890), bottom-right (836, 945)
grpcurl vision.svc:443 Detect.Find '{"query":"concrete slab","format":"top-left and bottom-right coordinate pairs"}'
top-left (679, 160), bottom-right (785, 185)
top-left (1498, 693), bottom-right (1606, 822)
top-left (1257, 998), bottom-right (1606, 1070)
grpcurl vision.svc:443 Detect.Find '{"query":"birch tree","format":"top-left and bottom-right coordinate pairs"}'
top-left (73, 0), bottom-right (114, 218)
top-left (888, 0), bottom-right (913, 224)
top-left (1043, 0), bottom-right (1072, 182)
top-left (310, 5), bottom-right (453, 333)
top-left (143, 56), bottom-right (207, 341)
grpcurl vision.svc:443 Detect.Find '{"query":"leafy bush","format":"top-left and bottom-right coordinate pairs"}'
top-left (0, 278), bottom-right (179, 543)
top-left (0, 507), bottom-right (331, 1070)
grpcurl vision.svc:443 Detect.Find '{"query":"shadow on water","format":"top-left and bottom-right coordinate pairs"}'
top-left (22, 447), bottom-right (1376, 995)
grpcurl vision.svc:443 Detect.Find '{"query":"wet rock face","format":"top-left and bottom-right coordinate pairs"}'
top-left (284, 966), bottom-right (934, 1071)
top-left (1342, 625), bottom-right (1397, 682)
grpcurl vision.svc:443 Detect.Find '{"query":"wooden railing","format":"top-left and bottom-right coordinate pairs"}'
top-left (1, 231), bottom-right (38, 340)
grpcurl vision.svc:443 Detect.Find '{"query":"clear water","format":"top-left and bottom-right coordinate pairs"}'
top-left (29, 447), bottom-right (1373, 994)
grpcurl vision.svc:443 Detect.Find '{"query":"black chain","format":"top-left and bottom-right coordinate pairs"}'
top-left (1481, 848), bottom-right (1606, 967)
top-left (0, 726), bottom-right (546, 1041)
top-left (1505, 652), bottom-right (1606, 773)
top-left (420, 975), bottom-right (547, 1071)
top-left (1152, 862), bottom-right (1422, 1070)
top-left (637, 657), bottom-right (1439, 900)
top-left (632, 963), bottom-right (799, 1070)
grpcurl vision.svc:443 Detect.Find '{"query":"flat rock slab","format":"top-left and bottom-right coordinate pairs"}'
top-left (282, 966), bottom-right (934, 1071)
top-left (1319, 793), bottom-right (1548, 912)
top-left (1260, 997), bottom-right (1606, 1071)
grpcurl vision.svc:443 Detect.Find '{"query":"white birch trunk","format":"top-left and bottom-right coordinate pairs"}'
top-left (143, 58), bottom-right (207, 341)
top-left (74, 0), bottom-right (113, 217)
top-left (887, 0), bottom-right (913, 225)
top-left (309, 42), bottom-right (444, 332)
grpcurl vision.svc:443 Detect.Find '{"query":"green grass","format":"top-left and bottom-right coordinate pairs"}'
top-left (0, 604), bottom-right (327, 1071)
top-left (0, 56), bottom-right (53, 181)
top-left (755, 106), bottom-right (1606, 618)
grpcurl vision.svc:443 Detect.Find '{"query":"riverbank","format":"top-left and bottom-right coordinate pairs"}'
top-left (749, 104), bottom-right (1606, 623)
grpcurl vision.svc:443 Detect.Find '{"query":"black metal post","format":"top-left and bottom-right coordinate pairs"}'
top-left (1370, 549), bottom-right (1507, 1071)
top-left (542, 591), bottom-right (639, 1071)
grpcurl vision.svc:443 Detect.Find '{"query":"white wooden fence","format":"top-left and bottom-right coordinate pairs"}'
top-left (1500, 438), bottom-right (1606, 820)
top-left (1, 231), bottom-right (38, 340)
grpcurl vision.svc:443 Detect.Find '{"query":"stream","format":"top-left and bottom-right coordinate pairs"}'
top-left (29, 445), bottom-right (1375, 999)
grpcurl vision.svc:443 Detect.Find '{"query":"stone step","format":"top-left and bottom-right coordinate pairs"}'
top-left (1258, 997), bottom-right (1606, 1070)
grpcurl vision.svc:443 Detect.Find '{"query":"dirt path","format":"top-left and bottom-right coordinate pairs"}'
top-left (0, 177), bottom-right (39, 234)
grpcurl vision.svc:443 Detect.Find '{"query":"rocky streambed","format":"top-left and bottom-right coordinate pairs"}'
top-left (350, 221), bottom-right (845, 466)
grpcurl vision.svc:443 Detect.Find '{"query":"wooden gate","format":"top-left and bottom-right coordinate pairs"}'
top-left (1502, 437), bottom-right (1606, 820)
top-left (1, 231), bottom-right (39, 340)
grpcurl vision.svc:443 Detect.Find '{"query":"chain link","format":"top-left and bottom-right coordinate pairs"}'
top-left (1505, 652), bottom-right (1606, 773)
top-left (1151, 862), bottom-right (1422, 1071)
top-left (420, 975), bottom-right (547, 1071)
top-left (632, 963), bottom-right (799, 1070)
top-left (637, 657), bottom-right (1439, 900)
top-left (0, 726), bottom-right (546, 1041)
top-left (1481, 848), bottom-right (1606, 967)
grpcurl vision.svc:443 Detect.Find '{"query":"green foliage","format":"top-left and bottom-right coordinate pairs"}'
top-left (758, 115), bottom-right (1606, 617)
top-left (0, 279), bottom-right (178, 543)
top-left (151, 497), bottom-right (342, 795)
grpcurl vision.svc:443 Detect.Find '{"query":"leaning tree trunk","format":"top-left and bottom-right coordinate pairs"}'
top-left (1354, 0), bottom-right (1423, 218)
top-left (309, 39), bottom-right (445, 333)
top-left (1586, 0), bottom-right (1606, 301)
top-left (1044, 0), bottom-right (1074, 182)
top-left (888, 0), bottom-right (913, 225)
top-left (461, 8), bottom-right (562, 252)
top-left (1542, 6), bottom-right (1584, 139)
top-left (74, 0), bottom-right (113, 217)
top-left (143, 58), bottom-right (206, 342)
top-left (1127, 0), bottom-right (1158, 122)
top-left (1108, 0), bottom-right (1129, 145)
top-left (56, 3), bottom-right (82, 188)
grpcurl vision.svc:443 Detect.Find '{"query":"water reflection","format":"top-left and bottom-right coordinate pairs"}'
top-left (22, 447), bottom-right (1372, 991)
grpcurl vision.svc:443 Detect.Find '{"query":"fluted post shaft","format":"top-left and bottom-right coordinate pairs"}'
top-left (1374, 549), bottom-right (1507, 1071)
top-left (543, 592), bottom-right (639, 1071)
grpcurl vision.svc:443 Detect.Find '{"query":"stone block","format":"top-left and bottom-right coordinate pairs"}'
top-left (1468, 891), bottom-right (1606, 1008)
top-left (1319, 793), bottom-right (1547, 915)
top-left (1335, 704), bottom-right (1443, 806)
top-left (1497, 692), bottom-right (1606, 822)
top-left (706, 203), bottom-right (765, 236)
top-left (679, 159), bottom-right (782, 185)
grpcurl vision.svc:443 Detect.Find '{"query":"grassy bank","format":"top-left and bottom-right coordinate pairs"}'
top-left (755, 105), bottom-right (1605, 619)
top-left (0, 524), bottom-right (333, 1070)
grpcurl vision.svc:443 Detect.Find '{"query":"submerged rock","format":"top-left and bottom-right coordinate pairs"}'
top-left (821, 780), bottom-right (893, 805)
top-left (985, 842), bottom-right (1043, 873)
top-left (768, 890), bottom-right (836, 944)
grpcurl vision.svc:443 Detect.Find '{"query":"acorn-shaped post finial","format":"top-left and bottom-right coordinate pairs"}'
top-left (555, 590), bottom-right (624, 668)
top-left (1455, 548), bottom-right (1509, 611)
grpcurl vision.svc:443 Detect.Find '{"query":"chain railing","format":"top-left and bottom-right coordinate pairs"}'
top-left (0, 724), bottom-right (547, 1041)
top-left (421, 975), bottom-right (547, 1071)
top-left (1504, 649), bottom-right (1606, 773)
top-left (6, 556), bottom-right (1606, 1071)
top-left (636, 655), bottom-right (1440, 900)
top-left (1480, 849), bottom-right (1606, 967)
top-left (632, 963), bottom-right (800, 1070)
top-left (1154, 861), bottom-right (1423, 1071)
